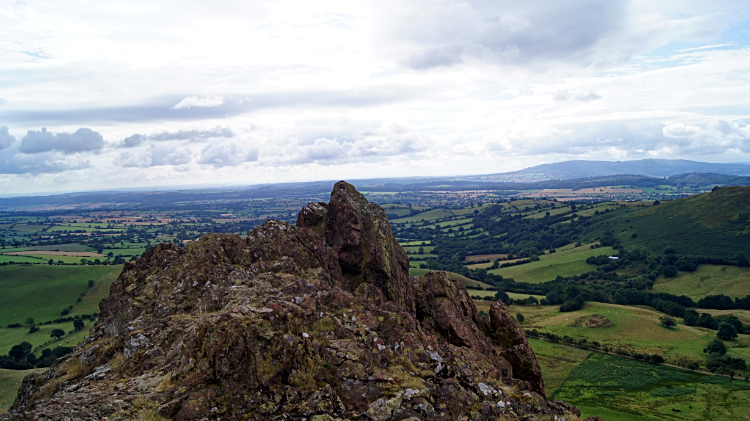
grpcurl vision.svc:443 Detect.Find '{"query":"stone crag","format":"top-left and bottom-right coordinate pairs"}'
top-left (4, 181), bottom-right (591, 420)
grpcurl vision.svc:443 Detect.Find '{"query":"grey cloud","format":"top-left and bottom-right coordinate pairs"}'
top-left (0, 126), bottom-right (15, 150)
top-left (117, 127), bottom-right (232, 148)
top-left (198, 142), bottom-right (259, 167)
top-left (0, 99), bottom-right (7, 106)
top-left (0, 148), bottom-right (92, 174)
top-left (120, 133), bottom-right (146, 148)
top-left (20, 127), bottom-right (104, 154)
top-left (0, 88), bottom-right (419, 125)
top-left (396, 0), bottom-right (633, 69)
top-left (149, 126), bottom-right (234, 142)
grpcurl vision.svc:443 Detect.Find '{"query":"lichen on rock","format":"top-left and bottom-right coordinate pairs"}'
top-left (3, 181), bottom-right (581, 421)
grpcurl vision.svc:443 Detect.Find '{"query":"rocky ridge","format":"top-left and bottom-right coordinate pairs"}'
top-left (4, 181), bottom-right (589, 420)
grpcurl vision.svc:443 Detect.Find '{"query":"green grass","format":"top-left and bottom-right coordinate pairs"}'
top-left (651, 265), bottom-right (750, 300)
top-left (524, 207), bottom-right (572, 219)
top-left (391, 208), bottom-right (455, 223)
top-left (0, 256), bottom-right (44, 264)
top-left (0, 265), bottom-right (121, 326)
top-left (0, 318), bottom-right (96, 356)
top-left (585, 187), bottom-right (750, 256)
top-left (487, 244), bottom-right (615, 283)
top-left (528, 338), bottom-right (591, 394)
top-left (0, 368), bottom-right (46, 411)
top-left (514, 301), bottom-right (750, 364)
top-left (9, 225), bottom-right (48, 233)
top-left (550, 352), bottom-right (750, 421)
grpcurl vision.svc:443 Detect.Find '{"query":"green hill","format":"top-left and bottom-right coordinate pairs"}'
top-left (587, 186), bottom-right (750, 257)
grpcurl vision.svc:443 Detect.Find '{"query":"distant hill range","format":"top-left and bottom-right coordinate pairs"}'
top-left (457, 159), bottom-right (750, 182)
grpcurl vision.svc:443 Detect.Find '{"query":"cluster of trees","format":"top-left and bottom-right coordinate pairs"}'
top-left (683, 310), bottom-right (748, 337)
top-left (703, 339), bottom-right (747, 376)
top-left (0, 342), bottom-right (73, 370)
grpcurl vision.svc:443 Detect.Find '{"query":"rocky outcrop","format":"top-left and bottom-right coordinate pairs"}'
top-left (4, 181), bottom-right (579, 421)
top-left (298, 181), bottom-right (414, 312)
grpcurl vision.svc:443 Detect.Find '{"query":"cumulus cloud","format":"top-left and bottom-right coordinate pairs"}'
top-left (20, 128), bottom-right (104, 154)
top-left (0, 148), bottom-right (92, 174)
top-left (663, 118), bottom-right (750, 153)
top-left (115, 151), bottom-right (152, 168)
top-left (266, 124), bottom-right (424, 166)
top-left (197, 142), bottom-right (259, 167)
top-left (119, 133), bottom-right (146, 148)
top-left (151, 147), bottom-right (193, 166)
top-left (0, 126), bottom-right (15, 150)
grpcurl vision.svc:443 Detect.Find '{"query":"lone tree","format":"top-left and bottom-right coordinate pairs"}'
top-left (516, 313), bottom-right (525, 324)
top-left (50, 328), bottom-right (65, 339)
top-left (25, 317), bottom-right (35, 327)
top-left (717, 322), bottom-right (738, 340)
top-left (73, 319), bottom-right (84, 331)
top-left (659, 316), bottom-right (677, 329)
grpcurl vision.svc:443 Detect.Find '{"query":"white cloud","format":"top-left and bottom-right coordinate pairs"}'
top-left (172, 95), bottom-right (226, 109)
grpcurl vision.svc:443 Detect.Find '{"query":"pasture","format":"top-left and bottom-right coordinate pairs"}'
top-left (651, 265), bottom-right (750, 300)
top-left (0, 368), bottom-right (46, 411)
top-left (551, 352), bottom-right (750, 421)
top-left (0, 265), bottom-right (121, 326)
top-left (511, 302), bottom-right (750, 364)
top-left (487, 244), bottom-right (615, 283)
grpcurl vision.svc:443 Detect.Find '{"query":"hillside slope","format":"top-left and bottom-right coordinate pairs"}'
top-left (587, 186), bottom-right (750, 256)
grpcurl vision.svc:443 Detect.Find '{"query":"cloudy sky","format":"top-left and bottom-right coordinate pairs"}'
top-left (1, 0), bottom-right (750, 195)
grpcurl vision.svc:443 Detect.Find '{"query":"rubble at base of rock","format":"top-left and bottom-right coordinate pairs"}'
top-left (2, 181), bottom-right (590, 421)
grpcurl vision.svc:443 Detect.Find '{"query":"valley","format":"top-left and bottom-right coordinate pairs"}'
top-left (0, 175), bottom-right (749, 418)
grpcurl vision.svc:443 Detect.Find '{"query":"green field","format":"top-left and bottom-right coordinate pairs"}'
top-left (487, 244), bottom-right (615, 283)
top-left (0, 318), bottom-right (96, 356)
top-left (0, 265), bottom-right (122, 326)
top-left (513, 302), bottom-right (750, 364)
top-left (0, 256), bottom-right (43, 264)
top-left (0, 368), bottom-right (45, 410)
top-left (550, 352), bottom-right (750, 421)
top-left (651, 265), bottom-right (750, 300)
top-left (391, 208), bottom-right (455, 223)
